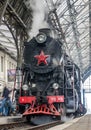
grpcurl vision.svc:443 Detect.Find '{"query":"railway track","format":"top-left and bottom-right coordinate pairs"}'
top-left (0, 121), bottom-right (30, 130)
top-left (0, 120), bottom-right (63, 130)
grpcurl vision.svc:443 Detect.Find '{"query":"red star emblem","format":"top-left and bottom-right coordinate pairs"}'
top-left (34, 50), bottom-right (49, 65)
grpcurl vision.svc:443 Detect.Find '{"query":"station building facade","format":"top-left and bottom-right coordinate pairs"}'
top-left (0, 46), bottom-right (17, 95)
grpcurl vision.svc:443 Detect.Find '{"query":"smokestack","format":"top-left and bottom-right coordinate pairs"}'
top-left (39, 28), bottom-right (51, 36)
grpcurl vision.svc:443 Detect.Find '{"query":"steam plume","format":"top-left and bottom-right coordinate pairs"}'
top-left (24, 0), bottom-right (49, 39)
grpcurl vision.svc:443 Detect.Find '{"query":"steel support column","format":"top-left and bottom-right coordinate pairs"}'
top-left (83, 89), bottom-right (85, 106)
top-left (45, 0), bottom-right (68, 50)
top-left (66, 0), bottom-right (83, 72)
top-left (89, 0), bottom-right (91, 65)
top-left (0, 0), bottom-right (9, 25)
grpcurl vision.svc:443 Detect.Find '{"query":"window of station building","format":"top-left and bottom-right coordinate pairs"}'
top-left (9, 62), bottom-right (11, 69)
top-left (12, 63), bottom-right (13, 69)
top-left (1, 56), bottom-right (4, 72)
top-left (14, 65), bottom-right (16, 69)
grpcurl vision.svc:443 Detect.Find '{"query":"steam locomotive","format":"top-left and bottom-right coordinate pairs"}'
top-left (15, 28), bottom-right (86, 124)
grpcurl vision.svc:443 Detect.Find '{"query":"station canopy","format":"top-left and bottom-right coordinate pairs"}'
top-left (0, 23), bottom-right (16, 56)
top-left (0, 0), bottom-right (90, 79)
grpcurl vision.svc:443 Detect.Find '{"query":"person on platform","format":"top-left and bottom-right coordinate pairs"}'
top-left (0, 84), bottom-right (14, 116)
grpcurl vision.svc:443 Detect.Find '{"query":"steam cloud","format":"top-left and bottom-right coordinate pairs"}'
top-left (24, 0), bottom-right (49, 39)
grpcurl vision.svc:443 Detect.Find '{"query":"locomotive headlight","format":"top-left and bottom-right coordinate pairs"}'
top-left (22, 84), bottom-right (28, 90)
top-left (52, 83), bottom-right (59, 89)
top-left (35, 32), bottom-right (47, 43)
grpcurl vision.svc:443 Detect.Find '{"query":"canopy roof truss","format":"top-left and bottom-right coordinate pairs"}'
top-left (45, 0), bottom-right (89, 76)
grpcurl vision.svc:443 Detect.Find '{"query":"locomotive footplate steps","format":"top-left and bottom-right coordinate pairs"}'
top-left (23, 104), bottom-right (61, 116)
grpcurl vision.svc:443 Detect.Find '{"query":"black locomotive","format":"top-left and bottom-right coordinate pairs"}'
top-left (16, 28), bottom-right (86, 124)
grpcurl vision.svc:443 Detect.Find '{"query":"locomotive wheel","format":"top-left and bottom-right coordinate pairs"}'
top-left (26, 115), bottom-right (31, 122)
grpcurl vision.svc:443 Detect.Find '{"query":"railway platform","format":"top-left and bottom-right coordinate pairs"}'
top-left (0, 114), bottom-right (22, 124)
top-left (47, 114), bottom-right (91, 130)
